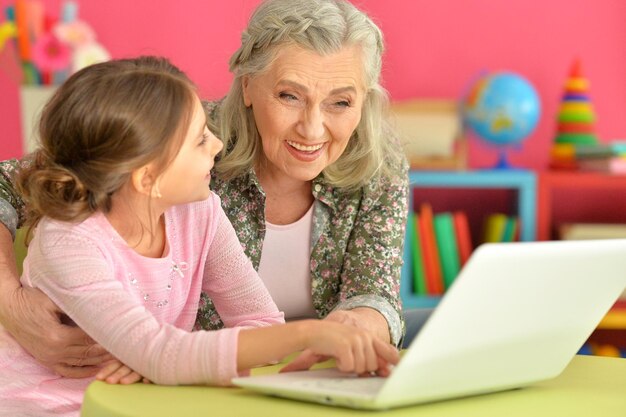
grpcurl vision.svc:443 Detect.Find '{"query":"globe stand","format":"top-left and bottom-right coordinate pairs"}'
top-left (493, 149), bottom-right (514, 170)
top-left (471, 135), bottom-right (525, 171)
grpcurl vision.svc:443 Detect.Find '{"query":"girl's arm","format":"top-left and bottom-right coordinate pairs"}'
top-left (201, 201), bottom-right (284, 329)
top-left (29, 223), bottom-right (243, 385)
top-left (98, 318), bottom-right (402, 384)
top-left (31, 219), bottom-right (397, 386)
top-left (237, 319), bottom-right (399, 375)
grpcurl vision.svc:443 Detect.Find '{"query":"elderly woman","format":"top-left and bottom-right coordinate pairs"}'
top-left (0, 0), bottom-right (425, 376)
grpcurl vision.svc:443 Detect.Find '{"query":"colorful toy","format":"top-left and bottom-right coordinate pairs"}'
top-left (550, 59), bottom-right (599, 169)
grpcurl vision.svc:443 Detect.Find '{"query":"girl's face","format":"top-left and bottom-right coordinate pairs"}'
top-left (157, 97), bottom-right (223, 205)
top-left (242, 44), bottom-right (366, 183)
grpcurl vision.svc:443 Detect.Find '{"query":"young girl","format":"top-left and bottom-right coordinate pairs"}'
top-left (0, 57), bottom-right (398, 416)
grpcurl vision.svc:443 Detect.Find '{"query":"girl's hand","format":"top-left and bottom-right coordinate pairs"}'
top-left (280, 321), bottom-right (399, 375)
top-left (95, 360), bottom-right (150, 385)
top-left (280, 349), bottom-right (395, 377)
top-left (279, 350), bottom-right (330, 374)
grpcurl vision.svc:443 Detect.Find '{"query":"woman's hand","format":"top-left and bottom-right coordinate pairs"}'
top-left (96, 360), bottom-right (150, 385)
top-left (0, 285), bottom-right (112, 377)
top-left (280, 320), bottom-right (399, 376)
top-left (325, 307), bottom-right (391, 343)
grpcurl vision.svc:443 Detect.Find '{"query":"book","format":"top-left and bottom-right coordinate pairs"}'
top-left (391, 99), bottom-right (467, 170)
top-left (433, 212), bottom-right (460, 289)
top-left (501, 217), bottom-right (519, 242)
top-left (576, 156), bottom-right (626, 173)
top-left (482, 213), bottom-right (508, 243)
top-left (418, 203), bottom-right (444, 295)
top-left (560, 223), bottom-right (626, 240)
top-left (452, 211), bottom-right (472, 266)
top-left (407, 212), bottom-right (427, 295)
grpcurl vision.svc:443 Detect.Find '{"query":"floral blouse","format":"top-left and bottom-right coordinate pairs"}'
top-left (0, 160), bottom-right (22, 239)
top-left (0, 104), bottom-right (409, 346)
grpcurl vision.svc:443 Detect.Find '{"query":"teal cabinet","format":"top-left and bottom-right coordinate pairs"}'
top-left (401, 170), bottom-right (537, 308)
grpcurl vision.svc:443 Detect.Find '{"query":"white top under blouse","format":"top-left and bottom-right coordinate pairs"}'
top-left (258, 203), bottom-right (317, 320)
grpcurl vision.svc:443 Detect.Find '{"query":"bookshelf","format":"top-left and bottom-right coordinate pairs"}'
top-left (401, 170), bottom-right (537, 308)
top-left (537, 171), bottom-right (626, 240)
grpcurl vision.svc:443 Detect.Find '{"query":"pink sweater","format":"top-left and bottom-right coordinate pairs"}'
top-left (0, 193), bottom-right (284, 416)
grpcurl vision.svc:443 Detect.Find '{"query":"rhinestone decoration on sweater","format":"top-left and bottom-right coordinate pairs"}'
top-left (128, 261), bottom-right (188, 308)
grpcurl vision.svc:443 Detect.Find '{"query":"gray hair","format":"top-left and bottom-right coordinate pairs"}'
top-left (216, 0), bottom-right (402, 189)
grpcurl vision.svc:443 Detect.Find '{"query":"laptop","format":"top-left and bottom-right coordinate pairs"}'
top-left (232, 239), bottom-right (626, 410)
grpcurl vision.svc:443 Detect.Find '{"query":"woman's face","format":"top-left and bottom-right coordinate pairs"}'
top-left (242, 44), bottom-right (366, 183)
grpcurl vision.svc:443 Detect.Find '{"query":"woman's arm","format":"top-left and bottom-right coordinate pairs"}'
top-left (325, 307), bottom-right (392, 342)
top-left (331, 156), bottom-right (410, 346)
top-left (282, 158), bottom-right (409, 374)
top-left (0, 158), bottom-right (31, 320)
top-left (0, 158), bottom-right (28, 238)
top-left (0, 158), bottom-right (110, 377)
top-left (0, 224), bottom-right (110, 377)
top-left (0, 224), bottom-right (20, 313)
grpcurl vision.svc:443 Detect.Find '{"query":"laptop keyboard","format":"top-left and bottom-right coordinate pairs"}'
top-left (293, 376), bottom-right (385, 396)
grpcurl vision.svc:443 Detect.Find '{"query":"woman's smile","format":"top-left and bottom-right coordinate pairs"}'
top-left (285, 140), bottom-right (326, 162)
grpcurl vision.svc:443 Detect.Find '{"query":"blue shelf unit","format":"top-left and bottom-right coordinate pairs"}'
top-left (401, 170), bottom-right (537, 309)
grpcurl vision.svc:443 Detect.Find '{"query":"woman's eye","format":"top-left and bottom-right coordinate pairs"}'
top-left (326, 100), bottom-right (351, 111)
top-left (199, 133), bottom-right (209, 146)
top-left (279, 92), bottom-right (298, 101)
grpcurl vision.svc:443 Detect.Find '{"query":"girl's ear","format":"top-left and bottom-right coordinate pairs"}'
top-left (131, 164), bottom-right (160, 198)
top-left (241, 75), bottom-right (252, 107)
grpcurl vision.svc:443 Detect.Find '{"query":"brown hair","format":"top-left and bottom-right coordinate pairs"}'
top-left (17, 56), bottom-right (197, 232)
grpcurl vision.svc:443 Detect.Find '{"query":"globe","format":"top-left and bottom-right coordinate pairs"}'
top-left (462, 72), bottom-right (541, 169)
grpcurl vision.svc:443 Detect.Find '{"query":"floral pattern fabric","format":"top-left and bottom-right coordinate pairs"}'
top-left (0, 101), bottom-right (409, 345)
top-left (0, 159), bottom-right (24, 240)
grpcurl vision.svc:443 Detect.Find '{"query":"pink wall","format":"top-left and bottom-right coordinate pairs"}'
top-left (2, 0), bottom-right (625, 170)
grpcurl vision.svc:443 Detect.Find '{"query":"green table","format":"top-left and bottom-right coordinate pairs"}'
top-left (82, 355), bottom-right (626, 416)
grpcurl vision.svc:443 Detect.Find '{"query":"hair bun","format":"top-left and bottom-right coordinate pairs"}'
top-left (19, 152), bottom-right (96, 223)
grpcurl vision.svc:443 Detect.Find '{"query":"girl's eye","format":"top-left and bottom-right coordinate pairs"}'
top-left (199, 133), bottom-right (209, 146)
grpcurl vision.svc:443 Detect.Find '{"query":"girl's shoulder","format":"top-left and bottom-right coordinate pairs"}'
top-left (28, 214), bottom-right (116, 265)
top-left (166, 193), bottom-right (224, 242)
top-left (36, 213), bottom-right (109, 243)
